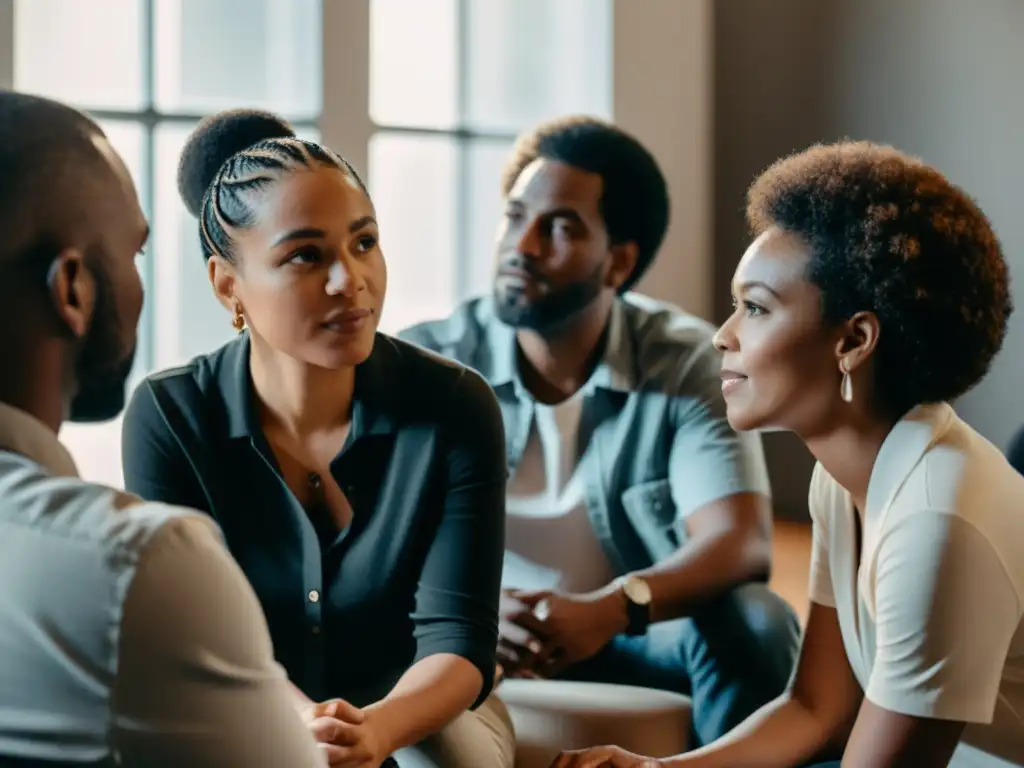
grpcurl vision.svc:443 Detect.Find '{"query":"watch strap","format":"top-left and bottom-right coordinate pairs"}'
top-left (623, 589), bottom-right (650, 636)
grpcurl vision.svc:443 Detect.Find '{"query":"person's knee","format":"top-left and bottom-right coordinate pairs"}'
top-left (396, 695), bottom-right (516, 768)
top-left (732, 583), bottom-right (801, 672)
top-left (737, 584), bottom-right (799, 638)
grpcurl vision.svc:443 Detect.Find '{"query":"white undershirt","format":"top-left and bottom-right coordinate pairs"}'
top-left (502, 394), bottom-right (617, 594)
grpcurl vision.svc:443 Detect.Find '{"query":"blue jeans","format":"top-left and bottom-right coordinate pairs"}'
top-left (557, 582), bottom-right (801, 747)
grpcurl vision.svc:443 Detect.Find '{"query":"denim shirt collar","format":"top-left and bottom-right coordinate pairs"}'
top-left (482, 299), bottom-right (637, 398)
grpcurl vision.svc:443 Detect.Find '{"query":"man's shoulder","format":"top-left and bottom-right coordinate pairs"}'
top-left (399, 293), bottom-right (719, 354)
top-left (370, 333), bottom-right (498, 421)
top-left (140, 334), bottom-right (243, 401)
top-left (125, 335), bottom-right (248, 444)
top-left (620, 292), bottom-right (718, 353)
top-left (0, 456), bottom-right (219, 638)
top-left (0, 459), bottom-right (227, 751)
top-left (397, 296), bottom-right (496, 353)
top-left (0, 453), bottom-right (216, 564)
top-left (618, 293), bottom-right (721, 393)
top-left (395, 297), bottom-right (504, 380)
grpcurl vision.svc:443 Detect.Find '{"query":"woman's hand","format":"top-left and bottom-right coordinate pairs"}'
top-left (550, 745), bottom-right (665, 767)
top-left (301, 699), bottom-right (390, 767)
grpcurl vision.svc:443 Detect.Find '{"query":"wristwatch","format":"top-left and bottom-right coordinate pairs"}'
top-left (618, 574), bottom-right (653, 636)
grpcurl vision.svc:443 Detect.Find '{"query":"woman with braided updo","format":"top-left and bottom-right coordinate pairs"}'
top-left (555, 142), bottom-right (1024, 768)
top-left (121, 109), bottom-right (516, 768)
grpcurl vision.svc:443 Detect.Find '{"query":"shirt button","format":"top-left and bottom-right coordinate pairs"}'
top-left (308, 590), bottom-right (320, 603)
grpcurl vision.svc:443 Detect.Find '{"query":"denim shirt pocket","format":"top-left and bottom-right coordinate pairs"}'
top-left (620, 478), bottom-right (686, 562)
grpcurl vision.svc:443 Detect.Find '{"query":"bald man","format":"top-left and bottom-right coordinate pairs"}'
top-left (0, 92), bottom-right (327, 766)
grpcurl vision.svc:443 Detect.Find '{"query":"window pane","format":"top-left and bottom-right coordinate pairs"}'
top-left (96, 120), bottom-right (148, 210)
top-left (14, 0), bottom-right (145, 110)
top-left (153, 121), bottom-right (242, 369)
top-left (369, 0), bottom-right (459, 129)
top-left (59, 416), bottom-right (127, 487)
top-left (464, 139), bottom-right (513, 301)
top-left (152, 123), bottom-right (321, 369)
top-left (368, 133), bottom-right (457, 333)
top-left (154, 0), bottom-right (322, 118)
top-left (59, 119), bottom-right (148, 489)
top-left (464, 0), bottom-right (613, 133)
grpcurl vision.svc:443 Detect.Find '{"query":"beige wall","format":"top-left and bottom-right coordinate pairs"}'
top-left (714, 0), bottom-right (1024, 520)
top-left (615, 0), bottom-right (714, 321)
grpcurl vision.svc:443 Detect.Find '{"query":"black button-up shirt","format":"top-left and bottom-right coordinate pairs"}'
top-left (121, 333), bottom-right (506, 706)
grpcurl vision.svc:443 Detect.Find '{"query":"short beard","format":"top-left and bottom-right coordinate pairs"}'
top-left (493, 262), bottom-right (605, 334)
top-left (68, 254), bottom-right (136, 423)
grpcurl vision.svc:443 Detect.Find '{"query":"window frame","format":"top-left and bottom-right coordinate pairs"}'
top-left (1, 0), bottom-right (713, 484)
top-left (75, 0), bottom-right (320, 374)
top-left (365, 0), bottom-right (520, 304)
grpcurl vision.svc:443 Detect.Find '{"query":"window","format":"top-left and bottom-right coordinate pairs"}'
top-left (13, 0), bottom-right (322, 485)
top-left (366, 0), bottom-right (612, 333)
top-left (11, 0), bottom-right (614, 484)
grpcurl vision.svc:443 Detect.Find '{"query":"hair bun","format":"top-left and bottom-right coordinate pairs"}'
top-left (177, 108), bottom-right (296, 217)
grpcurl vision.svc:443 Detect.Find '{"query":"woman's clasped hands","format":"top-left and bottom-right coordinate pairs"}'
top-left (301, 698), bottom-right (390, 768)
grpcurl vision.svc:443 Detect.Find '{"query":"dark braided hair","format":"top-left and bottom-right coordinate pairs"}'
top-left (178, 109), bottom-right (368, 263)
top-left (501, 115), bottom-right (670, 292)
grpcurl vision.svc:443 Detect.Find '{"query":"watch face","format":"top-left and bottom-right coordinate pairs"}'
top-left (624, 576), bottom-right (652, 605)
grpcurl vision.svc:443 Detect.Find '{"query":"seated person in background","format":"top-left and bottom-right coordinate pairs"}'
top-left (121, 110), bottom-right (514, 768)
top-left (0, 93), bottom-right (325, 766)
top-left (401, 116), bottom-right (801, 748)
top-left (557, 142), bottom-right (1024, 768)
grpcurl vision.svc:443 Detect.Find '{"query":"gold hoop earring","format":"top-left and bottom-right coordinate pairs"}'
top-left (840, 360), bottom-right (853, 403)
top-left (231, 303), bottom-right (245, 333)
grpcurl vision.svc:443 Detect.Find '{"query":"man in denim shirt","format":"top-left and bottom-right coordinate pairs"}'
top-left (400, 116), bottom-right (800, 746)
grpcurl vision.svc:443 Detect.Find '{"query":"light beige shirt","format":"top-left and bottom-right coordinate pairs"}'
top-left (0, 402), bottom-right (325, 767)
top-left (809, 403), bottom-right (1024, 766)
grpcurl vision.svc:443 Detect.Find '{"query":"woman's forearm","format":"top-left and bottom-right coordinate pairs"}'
top-left (363, 653), bottom-right (483, 754)
top-left (666, 694), bottom-right (839, 768)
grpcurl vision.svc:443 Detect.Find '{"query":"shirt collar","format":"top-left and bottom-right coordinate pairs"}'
top-left (221, 332), bottom-right (399, 441)
top-left (486, 299), bottom-right (636, 396)
top-left (0, 401), bottom-right (79, 478)
top-left (865, 402), bottom-right (956, 516)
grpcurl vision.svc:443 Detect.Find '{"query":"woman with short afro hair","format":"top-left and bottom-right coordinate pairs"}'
top-left (554, 141), bottom-right (1023, 768)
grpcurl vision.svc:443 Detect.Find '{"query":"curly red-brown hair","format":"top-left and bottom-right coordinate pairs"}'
top-left (747, 140), bottom-right (1012, 412)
